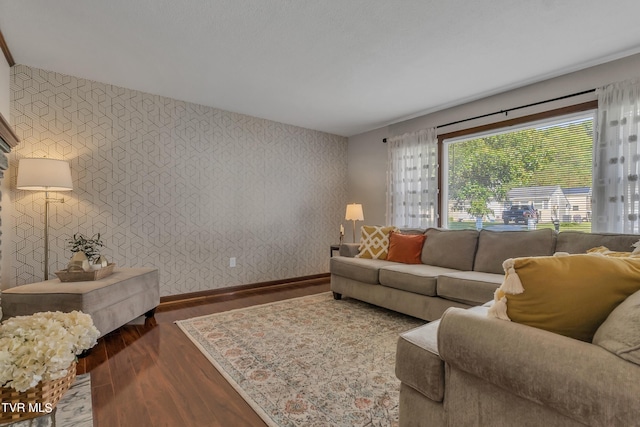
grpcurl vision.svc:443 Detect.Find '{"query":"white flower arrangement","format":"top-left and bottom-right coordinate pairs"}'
top-left (0, 311), bottom-right (100, 392)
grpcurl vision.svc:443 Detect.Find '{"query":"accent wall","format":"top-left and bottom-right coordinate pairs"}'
top-left (7, 65), bottom-right (348, 296)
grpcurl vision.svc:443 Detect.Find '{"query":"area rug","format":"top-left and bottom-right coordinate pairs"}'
top-left (8, 374), bottom-right (93, 427)
top-left (176, 292), bottom-right (424, 427)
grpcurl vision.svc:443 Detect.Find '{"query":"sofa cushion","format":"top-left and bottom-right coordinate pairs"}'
top-left (556, 231), bottom-right (640, 253)
top-left (355, 225), bottom-right (397, 259)
top-left (473, 228), bottom-right (556, 274)
top-left (329, 257), bottom-right (395, 284)
top-left (396, 320), bottom-right (444, 402)
top-left (421, 228), bottom-right (479, 271)
top-left (593, 290), bottom-right (640, 365)
top-left (379, 264), bottom-right (459, 297)
top-left (436, 271), bottom-right (503, 305)
top-left (488, 254), bottom-right (640, 342)
top-left (386, 231), bottom-right (426, 264)
top-left (398, 228), bottom-right (427, 235)
top-left (396, 305), bottom-right (489, 403)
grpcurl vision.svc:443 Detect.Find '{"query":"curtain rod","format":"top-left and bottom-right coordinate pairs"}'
top-left (382, 88), bottom-right (596, 143)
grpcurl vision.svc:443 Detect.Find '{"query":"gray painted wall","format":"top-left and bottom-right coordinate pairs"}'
top-left (347, 127), bottom-right (387, 228)
top-left (348, 53), bottom-right (640, 224)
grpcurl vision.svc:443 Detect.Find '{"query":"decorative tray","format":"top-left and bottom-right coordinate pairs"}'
top-left (54, 263), bottom-right (116, 282)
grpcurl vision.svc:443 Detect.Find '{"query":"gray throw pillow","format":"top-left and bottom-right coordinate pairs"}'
top-left (593, 289), bottom-right (640, 365)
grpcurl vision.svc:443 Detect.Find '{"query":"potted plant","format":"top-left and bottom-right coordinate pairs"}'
top-left (67, 233), bottom-right (106, 270)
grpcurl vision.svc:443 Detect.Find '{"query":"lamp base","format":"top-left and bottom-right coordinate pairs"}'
top-left (44, 193), bottom-right (66, 280)
top-left (352, 220), bottom-right (358, 243)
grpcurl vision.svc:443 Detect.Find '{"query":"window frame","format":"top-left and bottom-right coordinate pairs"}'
top-left (436, 100), bottom-right (597, 228)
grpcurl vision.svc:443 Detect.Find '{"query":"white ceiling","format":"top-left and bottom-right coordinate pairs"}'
top-left (2, 1), bottom-right (640, 137)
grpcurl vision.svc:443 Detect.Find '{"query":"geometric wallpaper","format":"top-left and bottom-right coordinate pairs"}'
top-left (8, 65), bottom-right (348, 296)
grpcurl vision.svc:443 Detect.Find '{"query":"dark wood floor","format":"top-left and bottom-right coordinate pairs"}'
top-left (76, 279), bottom-right (330, 427)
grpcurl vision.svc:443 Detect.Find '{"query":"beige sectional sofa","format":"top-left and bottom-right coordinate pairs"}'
top-left (330, 228), bottom-right (639, 321)
top-left (331, 227), bottom-right (640, 426)
top-left (397, 292), bottom-right (640, 427)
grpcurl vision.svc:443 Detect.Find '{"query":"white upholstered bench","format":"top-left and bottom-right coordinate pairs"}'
top-left (1, 268), bottom-right (159, 337)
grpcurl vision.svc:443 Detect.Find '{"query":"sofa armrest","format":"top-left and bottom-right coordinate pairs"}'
top-left (339, 243), bottom-right (360, 257)
top-left (438, 308), bottom-right (640, 427)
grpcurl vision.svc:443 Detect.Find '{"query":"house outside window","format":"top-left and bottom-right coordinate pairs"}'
top-left (442, 110), bottom-right (595, 231)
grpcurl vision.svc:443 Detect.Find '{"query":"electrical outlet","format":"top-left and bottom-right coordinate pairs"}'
top-left (230, 257), bottom-right (236, 267)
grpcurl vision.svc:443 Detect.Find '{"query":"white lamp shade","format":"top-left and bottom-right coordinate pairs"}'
top-left (345, 203), bottom-right (364, 221)
top-left (17, 158), bottom-right (73, 191)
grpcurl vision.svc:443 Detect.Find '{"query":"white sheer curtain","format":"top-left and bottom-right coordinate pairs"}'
top-left (594, 79), bottom-right (640, 234)
top-left (386, 128), bottom-right (438, 228)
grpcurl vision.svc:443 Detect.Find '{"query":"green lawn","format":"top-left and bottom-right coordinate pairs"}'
top-left (447, 221), bottom-right (592, 232)
top-left (536, 222), bottom-right (592, 232)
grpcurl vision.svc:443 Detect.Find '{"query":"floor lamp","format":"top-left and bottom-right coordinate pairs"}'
top-left (17, 158), bottom-right (73, 280)
top-left (345, 203), bottom-right (364, 243)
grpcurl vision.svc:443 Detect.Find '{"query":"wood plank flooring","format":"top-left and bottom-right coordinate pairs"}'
top-left (76, 279), bottom-right (330, 427)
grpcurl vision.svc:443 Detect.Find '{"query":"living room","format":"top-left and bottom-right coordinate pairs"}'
top-left (1, 2), bottom-right (640, 426)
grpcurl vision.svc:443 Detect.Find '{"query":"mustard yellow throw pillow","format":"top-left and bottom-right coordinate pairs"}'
top-left (355, 225), bottom-right (397, 259)
top-left (586, 246), bottom-right (640, 258)
top-left (488, 254), bottom-right (640, 342)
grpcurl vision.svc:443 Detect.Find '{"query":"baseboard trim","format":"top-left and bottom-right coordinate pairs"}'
top-left (158, 273), bottom-right (330, 307)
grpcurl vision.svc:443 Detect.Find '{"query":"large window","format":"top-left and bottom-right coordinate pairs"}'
top-left (442, 110), bottom-right (595, 232)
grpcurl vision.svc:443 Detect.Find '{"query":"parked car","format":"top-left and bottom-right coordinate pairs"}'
top-left (502, 205), bottom-right (539, 224)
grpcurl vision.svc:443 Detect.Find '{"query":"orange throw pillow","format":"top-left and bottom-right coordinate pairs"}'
top-left (386, 232), bottom-right (426, 264)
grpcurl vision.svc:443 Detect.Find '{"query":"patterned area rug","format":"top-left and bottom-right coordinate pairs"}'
top-left (176, 292), bottom-right (424, 427)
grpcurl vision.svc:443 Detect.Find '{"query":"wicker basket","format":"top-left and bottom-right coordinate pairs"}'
top-left (0, 362), bottom-right (76, 424)
top-left (54, 263), bottom-right (115, 282)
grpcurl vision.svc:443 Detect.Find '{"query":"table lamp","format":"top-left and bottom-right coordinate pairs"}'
top-left (345, 203), bottom-right (364, 243)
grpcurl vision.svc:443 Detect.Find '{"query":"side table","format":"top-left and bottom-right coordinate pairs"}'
top-left (330, 244), bottom-right (341, 257)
